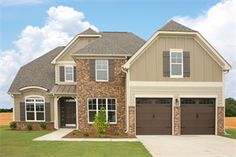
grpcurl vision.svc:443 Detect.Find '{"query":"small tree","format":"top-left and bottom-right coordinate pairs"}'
top-left (9, 121), bottom-right (16, 130)
top-left (93, 107), bottom-right (108, 137)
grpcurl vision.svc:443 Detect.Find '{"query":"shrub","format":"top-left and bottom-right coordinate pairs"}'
top-left (93, 107), bottom-right (108, 137)
top-left (114, 132), bottom-right (126, 137)
top-left (83, 132), bottom-right (89, 137)
top-left (26, 123), bottom-right (33, 131)
top-left (72, 131), bottom-right (81, 136)
top-left (39, 122), bottom-right (47, 130)
top-left (9, 121), bottom-right (16, 130)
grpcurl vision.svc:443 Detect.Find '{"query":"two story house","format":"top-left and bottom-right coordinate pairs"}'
top-left (8, 20), bottom-right (231, 135)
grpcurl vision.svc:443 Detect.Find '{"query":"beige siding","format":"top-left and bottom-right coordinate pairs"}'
top-left (130, 35), bottom-right (223, 82)
top-left (59, 37), bottom-right (97, 61)
top-left (13, 89), bottom-right (54, 121)
top-left (129, 85), bottom-right (223, 107)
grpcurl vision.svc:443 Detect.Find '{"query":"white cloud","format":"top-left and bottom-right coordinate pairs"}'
top-left (173, 0), bottom-right (236, 99)
top-left (0, 0), bottom-right (43, 6)
top-left (0, 6), bottom-right (97, 108)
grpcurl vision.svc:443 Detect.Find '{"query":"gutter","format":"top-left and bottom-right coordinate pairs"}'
top-left (121, 57), bottom-right (129, 133)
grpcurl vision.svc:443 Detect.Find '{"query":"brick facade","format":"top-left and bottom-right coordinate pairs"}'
top-left (217, 106), bottom-right (225, 135)
top-left (16, 122), bottom-right (54, 130)
top-left (127, 106), bottom-right (135, 136)
top-left (76, 59), bottom-right (126, 133)
top-left (174, 106), bottom-right (181, 135)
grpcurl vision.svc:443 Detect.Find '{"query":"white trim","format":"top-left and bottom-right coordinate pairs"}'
top-left (129, 81), bottom-right (223, 87)
top-left (54, 97), bottom-right (59, 129)
top-left (64, 65), bottom-right (74, 82)
top-left (179, 95), bottom-right (218, 98)
top-left (134, 96), bottom-right (174, 135)
top-left (72, 54), bottom-right (131, 57)
top-left (75, 97), bottom-right (79, 129)
top-left (123, 31), bottom-right (231, 70)
top-left (19, 86), bottom-right (48, 91)
top-left (77, 34), bottom-right (102, 37)
top-left (87, 98), bottom-right (117, 124)
top-left (170, 49), bottom-right (183, 78)
top-left (57, 61), bottom-right (76, 64)
top-left (25, 95), bottom-right (45, 122)
top-left (95, 60), bottom-right (109, 82)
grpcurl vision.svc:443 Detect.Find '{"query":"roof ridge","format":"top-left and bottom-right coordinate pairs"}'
top-left (159, 20), bottom-right (196, 32)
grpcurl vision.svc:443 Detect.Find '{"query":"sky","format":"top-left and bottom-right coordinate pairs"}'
top-left (0, 0), bottom-right (235, 108)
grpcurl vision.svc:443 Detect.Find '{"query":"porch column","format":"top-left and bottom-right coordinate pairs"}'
top-left (54, 97), bottom-right (59, 129)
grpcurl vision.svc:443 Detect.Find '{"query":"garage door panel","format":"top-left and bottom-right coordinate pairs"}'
top-left (181, 98), bottom-right (215, 135)
top-left (136, 98), bottom-right (172, 135)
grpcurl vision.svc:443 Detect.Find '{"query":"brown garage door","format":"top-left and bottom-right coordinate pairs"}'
top-left (181, 98), bottom-right (215, 135)
top-left (136, 98), bottom-right (172, 135)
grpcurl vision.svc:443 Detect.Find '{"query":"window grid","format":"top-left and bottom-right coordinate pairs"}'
top-left (170, 50), bottom-right (183, 78)
top-left (95, 60), bottom-right (109, 81)
top-left (88, 98), bottom-right (117, 124)
top-left (25, 97), bottom-right (45, 121)
top-left (65, 65), bottom-right (74, 82)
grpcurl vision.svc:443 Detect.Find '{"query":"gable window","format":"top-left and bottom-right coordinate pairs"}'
top-left (65, 65), bottom-right (74, 82)
top-left (95, 60), bottom-right (108, 81)
top-left (170, 49), bottom-right (183, 78)
top-left (25, 96), bottom-right (45, 121)
top-left (88, 98), bottom-right (116, 124)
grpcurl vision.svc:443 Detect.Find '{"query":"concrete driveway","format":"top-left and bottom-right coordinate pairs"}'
top-left (137, 135), bottom-right (236, 157)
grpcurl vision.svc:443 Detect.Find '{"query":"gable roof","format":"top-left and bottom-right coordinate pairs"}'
top-left (8, 47), bottom-right (64, 93)
top-left (79, 28), bottom-right (99, 35)
top-left (72, 32), bottom-right (145, 56)
top-left (159, 20), bottom-right (196, 32)
top-left (123, 20), bottom-right (231, 71)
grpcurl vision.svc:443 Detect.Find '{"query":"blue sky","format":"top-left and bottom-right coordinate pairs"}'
top-left (0, 0), bottom-right (235, 108)
top-left (1, 0), bottom-right (220, 50)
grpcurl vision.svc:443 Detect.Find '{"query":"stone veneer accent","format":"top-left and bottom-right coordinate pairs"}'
top-left (217, 106), bottom-right (225, 135)
top-left (174, 106), bottom-right (180, 135)
top-left (16, 122), bottom-right (54, 130)
top-left (128, 106), bottom-right (135, 136)
top-left (76, 59), bottom-right (126, 133)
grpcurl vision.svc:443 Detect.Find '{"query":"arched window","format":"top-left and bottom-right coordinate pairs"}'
top-left (25, 96), bottom-right (45, 121)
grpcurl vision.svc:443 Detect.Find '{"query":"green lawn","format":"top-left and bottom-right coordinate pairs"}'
top-left (224, 128), bottom-right (236, 139)
top-left (0, 126), bottom-right (151, 157)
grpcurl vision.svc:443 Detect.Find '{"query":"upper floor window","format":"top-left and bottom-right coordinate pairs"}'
top-left (96, 60), bottom-right (108, 81)
top-left (65, 65), bottom-right (74, 82)
top-left (170, 49), bottom-right (183, 78)
top-left (25, 96), bottom-right (45, 121)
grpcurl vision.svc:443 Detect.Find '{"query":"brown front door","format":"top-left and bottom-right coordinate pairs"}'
top-left (181, 98), bottom-right (215, 134)
top-left (60, 98), bottom-right (76, 128)
top-left (136, 98), bottom-right (172, 135)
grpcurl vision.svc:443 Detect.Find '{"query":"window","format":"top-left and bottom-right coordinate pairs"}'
top-left (88, 98), bottom-right (116, 124)
top-left (170, 49), bottom-right (183, 78)
top-left (96, 60), bottom-right (108, 81)
top-left (25, 97), bottom-right (45, 121)
top-left (65, 65), bottom-right (74, 82)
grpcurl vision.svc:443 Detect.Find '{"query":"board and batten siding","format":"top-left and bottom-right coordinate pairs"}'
top-left (59, 38), bottom-right (97, 61)
top-left (129, 86), bottom-right (223, 107)
top-left (13, 89), bottom-right (54, 122)
top-left (130, 35), bottom-right (223, 82)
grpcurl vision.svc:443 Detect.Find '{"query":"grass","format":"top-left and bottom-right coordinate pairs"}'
top-left (224, 128), bottom-right (236, 139)
top-left (0, 126), bottom-right (151, 157)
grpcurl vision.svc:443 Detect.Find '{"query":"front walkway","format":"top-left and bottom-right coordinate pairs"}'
top-left (137, 135), bottom-right (236, 157)
top-left (33, 129), bottom-right (138, 142)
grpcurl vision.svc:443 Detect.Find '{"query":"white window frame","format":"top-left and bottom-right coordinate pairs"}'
top-left (87, 98), bottom-right (117, 124)
top-left (170, 49), bottom-right (183, 78)
top-left (25, 96), bottom-right (45, 122)
top-left (64, 65), bottom-right (74, 82)
top-left (95, 60), bottom-right (109, 82)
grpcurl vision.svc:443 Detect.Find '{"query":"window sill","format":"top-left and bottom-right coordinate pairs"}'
top-left (25, 120), bottom-right (45, 122)
top-left (88, 122), bottom-right (117, 125)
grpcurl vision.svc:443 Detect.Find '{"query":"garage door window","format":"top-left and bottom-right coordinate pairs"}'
top-left (88, 98), bottom-right (116, 124)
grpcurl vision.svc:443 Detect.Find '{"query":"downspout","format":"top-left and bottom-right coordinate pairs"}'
top-left (121, 57), bottom-right (129, 133)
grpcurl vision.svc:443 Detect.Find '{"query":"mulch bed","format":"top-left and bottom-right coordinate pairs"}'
top-left (63, 130), bottom-right (136, 138)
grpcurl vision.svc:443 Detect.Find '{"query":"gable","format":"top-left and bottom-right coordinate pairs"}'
top-left (129, 34), bottom-right (223, 82)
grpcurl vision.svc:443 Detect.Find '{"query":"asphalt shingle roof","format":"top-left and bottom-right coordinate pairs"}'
top-left (73, 32), bottom-right (145, 56)
top-left (159, 20), bottom-right (196, 32)
top-left (8, 47), bottom-right (64, 93)
top-left (79, 28), bottom-right (99, 35)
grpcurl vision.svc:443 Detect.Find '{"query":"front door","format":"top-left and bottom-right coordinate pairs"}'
top-left (59, 97), bottom-right (76, 128)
